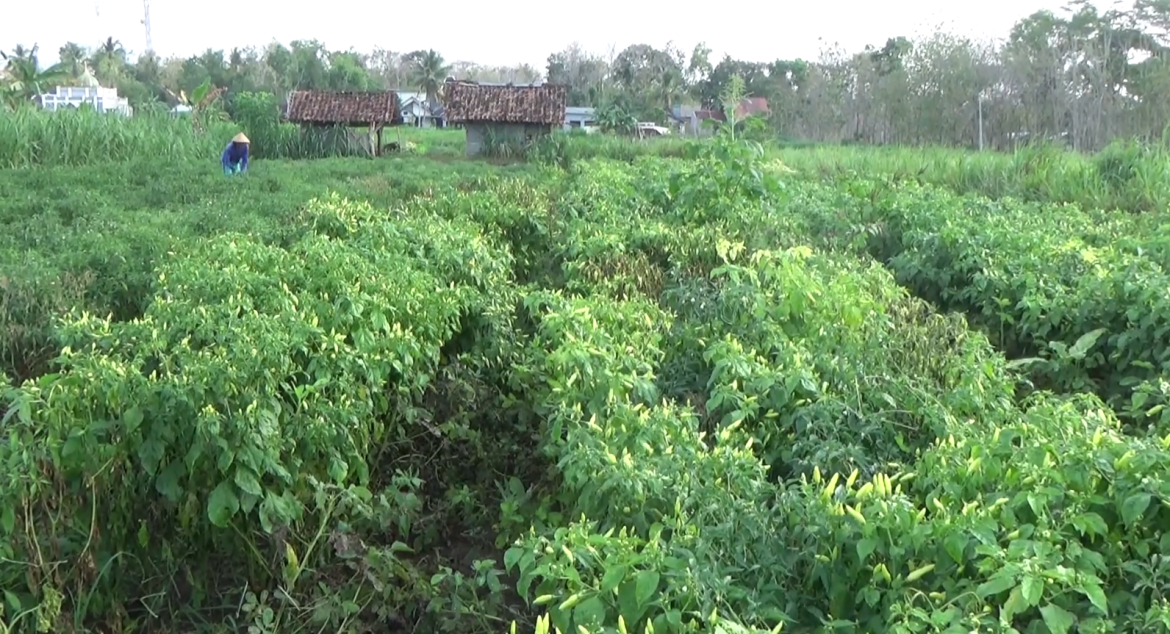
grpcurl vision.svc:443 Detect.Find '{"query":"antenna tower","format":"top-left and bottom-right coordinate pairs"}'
top-left (142, 0), bottom-right (153, 53)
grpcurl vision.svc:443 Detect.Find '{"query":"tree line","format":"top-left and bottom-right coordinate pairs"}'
top-left (5, 0), bottom-right (1170, 151)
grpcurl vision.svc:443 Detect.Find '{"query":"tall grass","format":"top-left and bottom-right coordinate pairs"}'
top-left (528, 130), bottom-right (694, 166)
top-left (372, 128), bottom-right (696, 164)
top-left (230, 91), bottom-right (371, 160)
top-left (0, 107), bottom-right (237, 168)
top-left (776, 140), bottom-right (1170, 212)
top-left (391, 127), bottom-right (469, 156)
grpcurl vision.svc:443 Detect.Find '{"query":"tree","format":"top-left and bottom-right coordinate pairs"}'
top-left (58, 42), bottom-right (90, 80)
top-left (91, 37), bottom-right (127, 85)
top-left (1, 45), bottom-right (70, 107)
top-left (449, 61), bottom-right (541, 85)
top-left (9, 22), bottom-right (1170, 152)
top-left (369, 48), bottom-right (405, 89)
top-left (547, 43), bottom-right (610, 105)
top-left (687, 42), bottom-right (713, 90)
top-left (655, 65), bottom-right (685, 111)
top-left (406, 49), bottom-right (451, 104)
top-left (611, 43), bottom-right (685, 115)
top-left (595, 100), bottom-right (636, 134)
top-left (327, 50), bottom-right (374, 91)
top-left (699, 56), bottom-right (769, 108)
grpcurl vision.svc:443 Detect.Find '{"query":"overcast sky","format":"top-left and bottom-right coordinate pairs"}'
top-left (4, 0), bottom-right (1086, 68)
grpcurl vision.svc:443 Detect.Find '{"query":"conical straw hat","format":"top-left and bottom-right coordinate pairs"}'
top-left (232, 132), bottom-right (250, 144)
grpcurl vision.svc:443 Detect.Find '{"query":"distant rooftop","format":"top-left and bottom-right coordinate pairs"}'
top-left (736, 97), bottom-right (770, 118)
top-left (445, 78), bottom-right (546, 88)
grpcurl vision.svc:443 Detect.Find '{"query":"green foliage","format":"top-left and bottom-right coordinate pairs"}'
top-left (4, 120), bottom-right (1170, 634)
top-left (595, 102), bottom-right (637, 135)
top-left (231, 91), bottom-right (369, 160)
top-left (0, 187), bottom-right (526, 630)
top-left (777, 141), bottom-right (1170, 213)
top-left (226, 91), bottom-right (290, 158)
top-left (528, 131), bottom-right (694, 168)
top-left (797, 177), bottom-right (1170, 426)
top-left (718, 74), bottom-right (747, 137)
top-left (0, 156), bottom-right (535, 384)
top-left (0, 108), bottom-right (236, 168)
top-left (1091, 139), bottom-right (1170, 212)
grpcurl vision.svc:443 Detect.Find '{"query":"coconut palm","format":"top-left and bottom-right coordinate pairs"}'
top-left (90, 37), bottom-right (127, 84)
top-left (4, 45), bottom-right (34, 67)
top-left (96, 37), bottom-right (125, 59)
top-left (58, 42), bottom-right (90, 80)
top-left (3, 45), bottom-right (37, 83)
top-left (407, 49), bottom-right (451, 105)
top-left (656, 67), bottom-right (685, 112)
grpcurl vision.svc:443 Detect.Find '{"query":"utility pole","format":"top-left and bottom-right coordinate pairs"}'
top-left (977, 93), bottom-right (984, 151)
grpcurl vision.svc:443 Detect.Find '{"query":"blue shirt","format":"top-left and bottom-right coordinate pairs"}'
top-left (221, 142), bottom-right (249, 170)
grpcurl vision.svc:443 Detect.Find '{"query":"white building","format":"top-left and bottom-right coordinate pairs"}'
top-left (39, 73), bottom-right (133, 117)
top-left (396, 91), bottom-right (445, 127)
top-left (564, 106), bottom-right (597, 131)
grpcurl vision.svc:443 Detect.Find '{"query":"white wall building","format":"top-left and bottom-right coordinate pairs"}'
top-left (39, 84), bottom-right (133, 117)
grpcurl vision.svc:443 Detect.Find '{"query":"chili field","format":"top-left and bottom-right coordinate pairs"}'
top-left (1, 137), bottom-right (1169, 634)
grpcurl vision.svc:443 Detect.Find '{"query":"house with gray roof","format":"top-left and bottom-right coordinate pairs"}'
top-left (396, 91), bottom-right (446, 128)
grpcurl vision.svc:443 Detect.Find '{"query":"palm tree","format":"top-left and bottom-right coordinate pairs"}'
top-left (1, 45), bottom-right (70, 106)
top-left (2, 45), bottom-right (37, 82)
top-left (96, 37), bottom-right (125, 59)
top-left (656, 67), bottom-right (685, 112)
top-left (90, 37), bottom-right (127, 84)
top-left (407, 49), bottom-right (451, 104)
top-left (58, 42), bottom-right (89, 80)
top-left (4, 45), bottom-right (34, 66)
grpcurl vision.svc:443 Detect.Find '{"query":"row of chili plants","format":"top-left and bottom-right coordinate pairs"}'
top-left (496, 149), bottom-right (1170, 633)
top-left (0, 183), bottom-right (550, 633)
top-left (0, 157), bottom-right (534, 384)
top-left (787, 178), bottom-right (1170, 431)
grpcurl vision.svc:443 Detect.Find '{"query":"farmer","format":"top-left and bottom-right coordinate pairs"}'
top-left (221, 132), bottom-right (250, 175)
